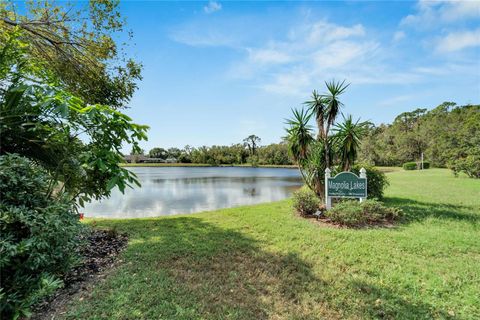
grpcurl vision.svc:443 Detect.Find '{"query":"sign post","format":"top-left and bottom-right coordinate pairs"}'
top-left (325, 168), bottom-right (367, 209)
top-left (325, 168), bottom-right (332, 209)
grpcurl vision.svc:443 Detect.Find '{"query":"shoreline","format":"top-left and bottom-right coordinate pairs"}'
top-left (119, 163), bottom-right (403, 172)
top-left (120, 163), bottom-right (298, 169)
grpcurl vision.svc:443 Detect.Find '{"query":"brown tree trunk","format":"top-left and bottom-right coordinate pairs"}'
top-left (314, 178), bottom-right (325, 202)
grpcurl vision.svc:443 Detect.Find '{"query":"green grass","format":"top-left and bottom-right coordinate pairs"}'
top-left (63, 169), bottom-right (479, 319)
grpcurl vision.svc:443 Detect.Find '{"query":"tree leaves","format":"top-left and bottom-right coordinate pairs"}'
top-left (0, 35), bottom-right (149, 205)
top-left (1, 0), bottom-right (142, 108)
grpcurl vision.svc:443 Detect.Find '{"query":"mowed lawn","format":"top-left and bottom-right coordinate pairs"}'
top-left (63, 169), bottom-right (479, 319)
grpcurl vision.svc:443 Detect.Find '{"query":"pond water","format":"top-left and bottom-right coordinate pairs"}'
top-left (83, 167), bottom-right (303, 218)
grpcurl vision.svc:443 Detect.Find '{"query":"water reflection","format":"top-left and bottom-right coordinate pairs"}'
top-left (83, 167), bottom-right (303, 218)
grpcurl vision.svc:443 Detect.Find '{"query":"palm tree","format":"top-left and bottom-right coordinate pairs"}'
top-left (332, 114), bottom-right (369, 171)
top-left (285, 108), bottom-right (315, 190)
top-left (285, 80), bottom-right (367, 200)
top-left (322, 80), bottom-right (349, 168)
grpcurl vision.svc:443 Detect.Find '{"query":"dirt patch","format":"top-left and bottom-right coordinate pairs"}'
top-left (31, 229), bottom-right (128, 320)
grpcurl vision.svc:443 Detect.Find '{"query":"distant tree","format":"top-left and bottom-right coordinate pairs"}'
top-left (357, 102), bottom-right (480, 171)
top-left (183, 145), bottom-right (193, 155)
top-left (149, 147), bottom-right (168, 159)
top-left (167, 147), bottom-right (182, 159)
top-left (257, 143), bottom-right (292, 165)
top-left (243, 135), bottom-right (261, 155)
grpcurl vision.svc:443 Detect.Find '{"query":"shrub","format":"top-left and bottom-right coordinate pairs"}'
top-left (351, 164), bottom-right (389, 199)
top-left (403, 161), bottom-right (430, 170)
top-left (292, 187), bottom-right (320, 216)
top-left (247, 155), bottom-right (259, 168)
top-left (450, 155), bottom-right (480, 179)
top-left (325, 199), bottom-right (403, 227)
top-left (0, 154), bottom-right (84, 319)
top-left (403, 162), bottom-right (417, 170)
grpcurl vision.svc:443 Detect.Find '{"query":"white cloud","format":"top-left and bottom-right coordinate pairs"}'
top-left (436, 28), bottom-right (480, 52)
top-left (204, 1), bottom-right (222, 14)
top-left (228, 20), bottom-right (381, 95)
top-left (393, 31), bottom-right (406, 42)
top-left (172, 7), bottom-right (479, 97)
top-left (378, 94), bottom-right (416, 107)
top-left (261, 69), bottom-right (312, 96)
top-left (287, 20), bottom-right (365, 46)
top-left (170, 30), bottom-right (232, 47)
top-left (312, 41), bottom-right (379, 70)
top-left (241, 21), bottom-right (398, 95)
top-left (306, 22), bottom-right (365, 44)
top-left (401, 0), bottom-right (480, 27)
top-left (247, 48), bottom-right (292, 64)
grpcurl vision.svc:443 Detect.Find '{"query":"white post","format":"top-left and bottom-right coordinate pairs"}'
top-left (359, 167), bottom-right (367, 203)
top-left (325, 168), bottom-right (331, 209)
top-left (421, 152), bottom-right (424, 170)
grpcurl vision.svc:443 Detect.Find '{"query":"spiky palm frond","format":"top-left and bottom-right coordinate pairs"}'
top-left (332, 114), bottom-right (368, 171)
top-left (322, 79), bottom-right (350, 127)
top-left (303, 90), bottom-right (328, 139)
top-left (284, 107), bottom-right (314, 162)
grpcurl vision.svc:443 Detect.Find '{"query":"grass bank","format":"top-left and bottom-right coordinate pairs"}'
top-left (62, 169), bottom-right (479, 319)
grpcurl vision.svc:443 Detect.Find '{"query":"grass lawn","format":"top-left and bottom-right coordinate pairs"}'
top-left (63, 169), bottom-right (479, 319)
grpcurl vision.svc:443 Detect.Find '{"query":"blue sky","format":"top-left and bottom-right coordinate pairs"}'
top-left (119, 0), bottom-right (480, 151)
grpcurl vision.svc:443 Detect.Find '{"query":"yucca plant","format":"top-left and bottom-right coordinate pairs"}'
top-left (285, 80), bottom-right (366, 200)
top-left (332, 114), bottom-right (369, 171)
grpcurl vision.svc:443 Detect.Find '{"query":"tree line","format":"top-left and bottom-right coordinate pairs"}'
top-left (138, 101), bottom-right (479, 178)
top-left (135, 137), bottom-right (293, 166)
top-left (358, 102), bottom-right (480, 172)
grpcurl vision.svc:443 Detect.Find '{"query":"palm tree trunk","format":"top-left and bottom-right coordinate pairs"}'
top-left (324, 122), bottom-right (332, 169)
top-left (316, 179), bottom-right (325, 202)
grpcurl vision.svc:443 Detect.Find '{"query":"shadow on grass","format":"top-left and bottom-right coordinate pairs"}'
top-left (73, 217), bottom-right (450, 319)
top-left (384, 197), bottom-right (478, 224)
top-left (349, 281), bottom-right (450, 319)
top-left (82, 217), bottom-right (326, 319)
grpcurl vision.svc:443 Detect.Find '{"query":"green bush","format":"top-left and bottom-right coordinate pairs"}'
top-left (0, 154), bottom-right (84, 319)
top-left (292, 187), bottom-right (320, 216)
top-left (325, 199), bottom-right (403, 227)
top-left (403, 161), bottom-right (430, 170)
top-left (450, 155), bottom-right (480, 179)
top-left (351, 164), bottom-right (389, 199)
top-left (403, 162), bottom-right (417, 170)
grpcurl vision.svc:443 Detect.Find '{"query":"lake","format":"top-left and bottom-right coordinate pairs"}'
top-left (83, 167), bottom-right (303, 218)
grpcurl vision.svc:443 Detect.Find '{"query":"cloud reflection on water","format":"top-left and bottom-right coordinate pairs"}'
top-left (84, 167), bottom-right (302, 218)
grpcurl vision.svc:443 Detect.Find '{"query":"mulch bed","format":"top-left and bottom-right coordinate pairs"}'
top-left (31, 229), bottom-right (128, 320)
top-left (300, 212), bottom-right (397, 229)
top-left (310, 216), bottom-right (397, 229)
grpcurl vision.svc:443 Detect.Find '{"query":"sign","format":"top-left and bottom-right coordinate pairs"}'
top-left (325, 168), bottom-right (367, 209)
top-left (327, 172), bottom-right (367, 197)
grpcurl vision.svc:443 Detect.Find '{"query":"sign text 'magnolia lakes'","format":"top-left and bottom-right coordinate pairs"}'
top-left (328, 180), bottom-right (366, 192)
top-left (326, 172), bottom-right (367, 198)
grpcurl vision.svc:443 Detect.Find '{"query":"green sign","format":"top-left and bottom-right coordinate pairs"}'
top-left (327, 172), bottom-right (367, 198)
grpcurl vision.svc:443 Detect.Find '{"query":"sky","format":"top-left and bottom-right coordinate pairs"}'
top-left (118, 0), bottom-right (480, 151)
